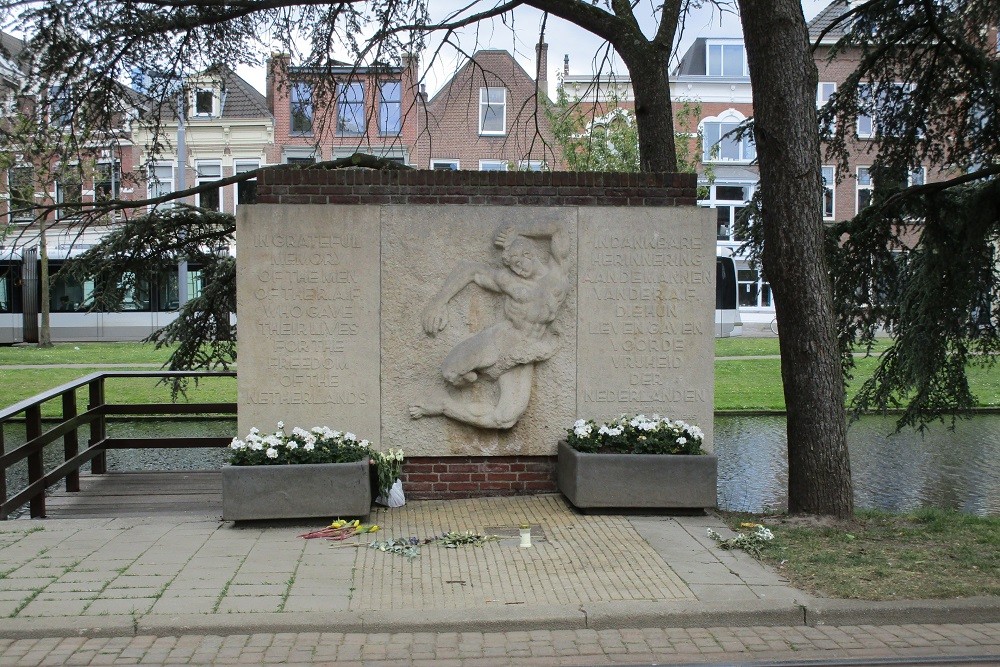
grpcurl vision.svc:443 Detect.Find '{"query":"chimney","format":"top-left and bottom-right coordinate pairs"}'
top-left (535, 42), bottom-right (549, 101)
top-left (265, 53), bottom-right (289, 114)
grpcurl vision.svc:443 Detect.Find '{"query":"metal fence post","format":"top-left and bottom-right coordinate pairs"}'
top-left (0, 425), bottom-right (6, 519)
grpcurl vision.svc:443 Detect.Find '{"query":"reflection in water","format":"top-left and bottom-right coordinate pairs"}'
top-left (716, 414), bottom-right (1000, 516)
top-left (3, 415), bottom-right (998, 517)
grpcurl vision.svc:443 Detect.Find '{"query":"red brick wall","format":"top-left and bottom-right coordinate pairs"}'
top-left (416, 49), bottom-right (561, 170)
top-left (402, 456), bottom-right (557, 500)
top-left (256, 168), bottom-right (697, 206)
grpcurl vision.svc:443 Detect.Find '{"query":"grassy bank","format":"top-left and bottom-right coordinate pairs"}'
top-left (721, 509), bottom-right (1000, 600)
top-left (1, 340), bottom-right (997, 415)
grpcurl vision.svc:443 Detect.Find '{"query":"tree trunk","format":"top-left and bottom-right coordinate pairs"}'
top-left (620, 50), bottom-right (677, 172)
top-left (738, 0), bottom-right (853, 516)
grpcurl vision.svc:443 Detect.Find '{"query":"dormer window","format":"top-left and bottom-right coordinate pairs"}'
top-left (194, 89), bottom-right (215, 116)
top-left (706, 41), bottom-right (748, 77)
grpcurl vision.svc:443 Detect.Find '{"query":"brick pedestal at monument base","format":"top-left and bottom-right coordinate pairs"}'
top-left (238, 170), bottom-right (714, 499)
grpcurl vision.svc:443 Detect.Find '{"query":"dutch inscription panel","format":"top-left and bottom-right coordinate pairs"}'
top-left (236, 205), bottom-right (380, 439)
top-left (577, 207), bottom-right (715, 451)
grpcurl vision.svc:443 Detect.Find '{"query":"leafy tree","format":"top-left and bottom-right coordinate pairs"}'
top-left (548, 81), bottom-right (709, 185)
top-left (1, 0), bottom-right (856, 515)
top-left (816, 0), bottom-right (1000, 430)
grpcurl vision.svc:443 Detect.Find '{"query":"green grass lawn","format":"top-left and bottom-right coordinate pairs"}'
top-left (723, 509), bottom-right (1000, 600)
top-left (1, 339), bottom-right (995, 414)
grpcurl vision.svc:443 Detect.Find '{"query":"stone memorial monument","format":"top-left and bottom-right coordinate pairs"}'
top-left (237, 170), bottom-right (714, 498)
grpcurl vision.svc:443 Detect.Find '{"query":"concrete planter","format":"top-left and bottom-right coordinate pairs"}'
top-left (222, 459), bottom-right (371, 521)
top-left (557, 441), bottom-right (717, 510)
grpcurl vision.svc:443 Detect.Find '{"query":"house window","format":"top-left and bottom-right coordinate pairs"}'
top-left (337, 82), bottom-right (365, 136)
top-left (857, 167), bottom-right (873, 213)
top-left (147, 162), bottom-right (174, 208)
top-left (857, 82), bottom-right (910, 139)
top-left (738, 268), bottom-right (773, 309)
top-left (818, 82), bottom-right (836, 133)
top-left (95, 162), bottom-right (121, 202)
top-left (56, 168), bottom-right (83, 220)
top-left (706, 42), bottom-right (747, 76)
top-left (479, 87), bottom-right (506, 135)
top-left (909, 167), bottom-right (925, 187)
top-left (290, 82), bottom-right (313, 134)
top-left (479, 160), bottom-right (508, 171)
top-left (518, 160), bottom-right (546, 171)
top-left (704, 184), bottom-right (751, 242)
top-left (0, 268), bottom-right (10, 313)
top-left (379, 81), bottom-right (401, 135)
top-left (430, 160), bottom-right (459, 170)
top-left (822, 166), bottom-right (835, 220)
top-left (702, 121), bottom-right (755, 162)
top-left (196, 161), bottom-right (222, 212)
top-left (48, 86), bottom-right (72, 126)
top-left (8, 165), bottom-right (34, 223)
top-left (194, 89), bottom-right (214, 116)
top-left (286, 156), bottom-right (316, 165)
top-left (235, 159), bottom-right (259, 207)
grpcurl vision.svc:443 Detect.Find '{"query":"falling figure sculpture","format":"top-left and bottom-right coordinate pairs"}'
top-left (409, 220), bottom-right (570, 429)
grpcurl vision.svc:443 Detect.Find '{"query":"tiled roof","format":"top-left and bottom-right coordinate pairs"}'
top-left (220, 69), bottom-right (270, 119)
top-left (808, 1), bottom-right (852, 43)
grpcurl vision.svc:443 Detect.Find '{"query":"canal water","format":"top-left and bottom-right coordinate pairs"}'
top-left (3, 415), bottom-right (999, 517)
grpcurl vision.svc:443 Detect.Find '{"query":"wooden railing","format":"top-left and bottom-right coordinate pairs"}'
top-left (0, 371), bottom-right (236, 519)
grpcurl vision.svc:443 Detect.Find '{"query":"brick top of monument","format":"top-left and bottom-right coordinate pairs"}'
top-left (256, 168), bottom-right (697, 207)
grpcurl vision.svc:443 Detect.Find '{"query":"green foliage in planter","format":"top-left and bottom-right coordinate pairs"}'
top-left (566, 414), bottom-right (705, 455)
top-left (228, 423), bottom-right (372, 466)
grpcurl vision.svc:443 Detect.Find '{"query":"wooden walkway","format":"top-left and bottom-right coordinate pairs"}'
top-left (32, 471), bottom-right (222, 520)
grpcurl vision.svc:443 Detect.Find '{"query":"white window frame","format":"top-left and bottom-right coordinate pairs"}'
top-left (378, 80), bottom-right (402, 136)
top-left (479, 87), bottom-right (506, 136)
top-left (908, 167), bottom-right (926, 187)
top-left (430, 159), bottom-right (459, 170)
top-left (336, 81), bottom-right (365, 136)
top-left (195, 160), bottom-right (222, 212)
top-left (147, 161), bottom-right (175, 210)
top-left (856, 166), bottom-right (873, 214)
top-left (700, 182), bottom-right (754, 243)
top-left (857, 82), bottom-right (911, 139)
top-left (94, 160), bottom-right (121, 203)
top-left (290, 81), bottom-right (313, 135)
top-left (822, 165), bottom-right (836, 220)
top-left (193, 88), bottom-right (216, 117)
top-left (705, 40), bottom-right (749, 77)
top-left (234, 159), bottom-right (260, 211)
top-left (518, 160), bottom-right (547, 172)
top-left (818, 82), bottom-right (836, 133)
top-left (479, 160), bottom-right (508, 171)
top-left (701, 110), bottom-right (755, 163)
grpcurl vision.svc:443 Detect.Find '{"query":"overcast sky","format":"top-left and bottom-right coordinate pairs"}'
top-left (238, 1), bottom-right (833, 97)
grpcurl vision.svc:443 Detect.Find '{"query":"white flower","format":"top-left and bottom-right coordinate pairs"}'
top-left (607, 426), bottom-right (623, 436)
top-left (637, 420), bottom-right (656, 432)
top-left (249, 427), bottom-right (260, 436)
top-left (304, 442), bottom-right (315, 451)
top-left (574, 423), bottom-right (592, 437)
top-left (360, 439), bottom-right (371, 448)
top-left (285, 440), bottom-right (298, 450)
top-left (276, 421), bottom-right (284, 429)
top-left (574, 419), bottom-right (587, 428)
top-left (332, 430), bottom-right (342, 438)
top-left (629, 415), bottom-right (647, 427)
top-left (229, 438), bottom-right (245, 450)
top-left (677, 437), bottom-right (687, 445)
top-left (755, 526), bottom-right (775, 541)
top-left (292, 427), bottom-right (310, 439)
top-left (598, 424), bottom-right (612, 435)
top-left (344, 432), bottom-right (356, 442)
top-left (263, 435), bottom-right (282, 448)
top-left (249, 440), bottom-right (263, 451)
top-left (265, 447), bottom-right (278, 459)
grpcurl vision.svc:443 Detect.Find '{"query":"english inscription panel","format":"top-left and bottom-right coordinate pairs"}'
top-left (577, 207), bottom-right (715, 451)
top-left (236, 204), bottom-right (381, 439)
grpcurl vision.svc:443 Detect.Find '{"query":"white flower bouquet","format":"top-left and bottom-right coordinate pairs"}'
top-left (566, 413), bottom-right (705, 455)
top-left (228, 422), bottom-right (372, 466)
top-left (372, 448), bottom-right (406, 507)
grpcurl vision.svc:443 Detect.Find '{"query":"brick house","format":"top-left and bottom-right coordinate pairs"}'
top-left (416, 44), bottom-right (560, 171)
top-left (266, 55), bottom-right (419, 166)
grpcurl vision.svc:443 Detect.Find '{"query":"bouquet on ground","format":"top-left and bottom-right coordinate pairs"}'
top-left (228, 422), bottom-right (372, 466)
top-left (372, 448), bottom-right (406, 508)
top-left (566, 413), bottom-right (705, 455)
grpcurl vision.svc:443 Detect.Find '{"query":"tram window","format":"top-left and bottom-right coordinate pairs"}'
top-left (0, 270), bottom-right (10, 312)
top-left (50, 272), bottom-right (95, 312)
top-left (117, 272), bottom-right (151, 311)
top-left (158, 269), bottom-right (180, 311)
